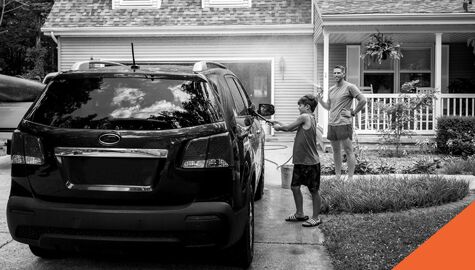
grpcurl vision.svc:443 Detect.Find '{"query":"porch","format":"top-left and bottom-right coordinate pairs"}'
top-left (354, 93), bottom-right (475, 135)
top-left (311, 4), bottom-right (475, 140)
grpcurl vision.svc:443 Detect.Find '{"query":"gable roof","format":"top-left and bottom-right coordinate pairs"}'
top-left (43, 0), bottom-right (311, 29)
top-left (317, 0), bottom-right (467, 15)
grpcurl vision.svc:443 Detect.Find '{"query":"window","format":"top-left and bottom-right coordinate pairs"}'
top-left (221, 61), bottom-right (272, 107)
top-left (362, 46), bottom-right (433, 93)
top-left (28, 76), bottom-right (221, 130)
top-left (363, 57), bottom-right (394, 93)
top-left (203, 0), bottom-right (251, 8)
top-left (399, 48), bottom-right (432, 88)
top-left (113, 0), bottom-right (161, 9)
top-left (225, 76), bottom-right (248, 116)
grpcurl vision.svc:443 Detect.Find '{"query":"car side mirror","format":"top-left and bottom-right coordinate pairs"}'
top-left (258, 104), bottom-right (275, 116)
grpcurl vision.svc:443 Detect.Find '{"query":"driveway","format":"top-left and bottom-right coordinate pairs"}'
top-left (0, 149), bottom-right (334, 269)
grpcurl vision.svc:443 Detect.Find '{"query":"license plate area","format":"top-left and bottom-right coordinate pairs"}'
top-left (55, 147), bottom-right (168, 192)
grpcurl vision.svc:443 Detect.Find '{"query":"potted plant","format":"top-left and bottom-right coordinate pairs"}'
top-left (361, 31), bottom-right (403, 64)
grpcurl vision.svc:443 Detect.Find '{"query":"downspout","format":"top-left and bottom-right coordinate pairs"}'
top-left (50, 31), bottom-right (58, 45)
top-left (49, 32), bottom-right (60, 71)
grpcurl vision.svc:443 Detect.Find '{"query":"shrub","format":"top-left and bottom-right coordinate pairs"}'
top-left (319, 175), bottom-right (468, 214)
top-left (436, 116), bottom-right (475, 156)
top-left (442, 155), bottom-right (475, 175)
top-left (401, 157), bottom-right (438, 174)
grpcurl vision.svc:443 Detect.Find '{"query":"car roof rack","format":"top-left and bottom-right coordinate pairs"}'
top-left (192, 61), bottom-right (226, 73)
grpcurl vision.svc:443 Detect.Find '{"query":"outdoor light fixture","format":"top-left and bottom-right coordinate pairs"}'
top-left (279, 56), bottom-right (286, 80)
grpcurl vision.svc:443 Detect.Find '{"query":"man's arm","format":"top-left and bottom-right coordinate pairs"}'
top-left (316, 88), bottom-right (330, 111)
top-left (352, 94), bottom-right (367, 115)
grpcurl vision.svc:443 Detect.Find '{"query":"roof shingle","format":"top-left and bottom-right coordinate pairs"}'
top-left (317, 0), bottom-right (468, 15)
top-left (43, 0), bottom-right (312, 28)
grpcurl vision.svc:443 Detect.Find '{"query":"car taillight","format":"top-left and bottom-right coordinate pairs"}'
top-left (10, 130), bottom-right (45, 165)
top-left (182, 133), bottom-right (232, 169)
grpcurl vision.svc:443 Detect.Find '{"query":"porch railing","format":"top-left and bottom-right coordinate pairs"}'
top-left (354, 93), bottom-right (475, 134)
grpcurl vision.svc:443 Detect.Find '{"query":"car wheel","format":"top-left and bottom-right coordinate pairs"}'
top-left (254, 166), bottom-right (264, 201)
top-left (29, 245), bottom-right (65, 259)
top-left (232, 195), bottom-right (254, 268)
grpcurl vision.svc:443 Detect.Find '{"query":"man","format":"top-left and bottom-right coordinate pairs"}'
top-left (316, 65), bottom-right (366, 181)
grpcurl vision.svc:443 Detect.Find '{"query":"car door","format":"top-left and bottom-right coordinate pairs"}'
top-left (224, 75), bottom-right (261, 187)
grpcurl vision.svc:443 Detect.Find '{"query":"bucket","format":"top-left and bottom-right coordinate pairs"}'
top-left (280, 164), bottom-right (294, 189)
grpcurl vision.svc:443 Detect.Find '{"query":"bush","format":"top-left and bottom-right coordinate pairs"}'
top-left (401, 157), bottom-right (438, 174)
top-left (436, 116), bottom-right (475, 156)
top-left (442, 155), bottom-right (475, 175)
top-left (319, 175), bottom-right (469, 214)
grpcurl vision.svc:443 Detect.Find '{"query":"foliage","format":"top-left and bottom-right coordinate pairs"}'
top-left (319, 175), bottom-right (468, 214)
top-left (361, 31), bottom-right (403, 64)
top-left (320, 204), bottom-right (469, 270)
top-left (436, 116), bottom-right (475, 156)
top-left (377, 87), bottom-right (437, 156)
top-left (415, 138), bottom-right (437, 154)
top-left (401, 157), bottom-right (438, 174)
top-left (0, 0), bottom-right (55, 77)
top-left (442, 155), bottom-right (475, 175)
top-left (400, 79), bottom-right (419, 93)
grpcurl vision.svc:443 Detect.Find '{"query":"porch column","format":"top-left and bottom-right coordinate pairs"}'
top-left (434, 33), bottom-right (443, 128)
top-left (319, 30), bottom-right (330, 137)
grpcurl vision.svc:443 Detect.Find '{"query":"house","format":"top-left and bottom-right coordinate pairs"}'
top-left (41, 0), bottom-right (475, 141)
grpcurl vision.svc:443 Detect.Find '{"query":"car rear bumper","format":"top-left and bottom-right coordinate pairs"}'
top-left (7, 196), bottom-right (247, 250)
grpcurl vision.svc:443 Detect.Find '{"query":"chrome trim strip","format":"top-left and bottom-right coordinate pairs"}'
top-left (54, 147), bottom-right (168, 158)
top-left (65, 181), bottom-right (152, 192)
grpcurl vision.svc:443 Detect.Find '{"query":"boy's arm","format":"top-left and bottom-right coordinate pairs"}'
top-left (272, 115), bottom-right (305, 132)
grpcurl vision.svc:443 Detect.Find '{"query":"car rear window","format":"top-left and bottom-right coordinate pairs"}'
top-left (26, 75), bottom-right (222, 130)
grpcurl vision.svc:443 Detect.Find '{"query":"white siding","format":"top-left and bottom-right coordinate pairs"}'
top-left (59, 36), bottom-right (314, 126)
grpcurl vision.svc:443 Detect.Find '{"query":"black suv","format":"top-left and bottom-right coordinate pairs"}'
top-left (7, 61), bottom-right (274, 268)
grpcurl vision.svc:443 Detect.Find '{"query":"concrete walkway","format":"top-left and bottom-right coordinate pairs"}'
top-left (259, 141), bottom-right (334, 270)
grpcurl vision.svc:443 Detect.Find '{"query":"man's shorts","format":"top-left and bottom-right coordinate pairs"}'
top-left (291, 164), bottom-right (321, 192)
top-left (327, 124), bottom-right (353, 141)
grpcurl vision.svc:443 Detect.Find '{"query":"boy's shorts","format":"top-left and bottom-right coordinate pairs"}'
top-left (327, 124), bottom-right (353, 141)
top-left (291, 164), bottom-right (321, 192)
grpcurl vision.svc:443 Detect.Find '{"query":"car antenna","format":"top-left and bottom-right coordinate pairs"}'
top-left (130, 42), bottom-right (139, 71)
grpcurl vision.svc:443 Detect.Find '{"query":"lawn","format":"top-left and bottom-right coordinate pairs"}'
top-left (320, 198), bottom-right (473, 270)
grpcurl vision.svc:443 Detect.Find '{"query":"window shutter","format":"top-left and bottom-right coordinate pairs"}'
top-left (346, 45), bottom-right (361, 87)
top-left (441, 45), bottom-right (449, 93)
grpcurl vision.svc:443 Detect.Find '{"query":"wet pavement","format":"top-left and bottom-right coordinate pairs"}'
top-left (0, 146), bottom-right (335, 269)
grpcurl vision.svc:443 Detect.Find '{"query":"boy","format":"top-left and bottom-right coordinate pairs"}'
top-left (269, 94), bottom-right (322, 227)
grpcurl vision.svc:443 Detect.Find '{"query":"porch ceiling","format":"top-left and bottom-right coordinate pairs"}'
top-left (322, 32), bottom-right (475, 44)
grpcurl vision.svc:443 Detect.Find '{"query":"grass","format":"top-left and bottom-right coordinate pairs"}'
top-left (320, 201), bottom-right (472, 270)
top-left (319, 175), bottom-right (469, 214)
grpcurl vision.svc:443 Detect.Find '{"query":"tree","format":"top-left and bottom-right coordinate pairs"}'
top-left (0, 0), bottom-right (55, 78)
top-left (377, 81), bottom-right (436, 156)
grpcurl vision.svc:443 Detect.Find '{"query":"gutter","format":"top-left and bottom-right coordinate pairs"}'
top-left (322, 13), bottom-right (475, 26)
top-left (41, 24), bottom-right (314, 37)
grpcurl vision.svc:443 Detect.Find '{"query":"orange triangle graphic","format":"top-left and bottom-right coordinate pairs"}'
top-left (393, 202), bottom-right (475, 270)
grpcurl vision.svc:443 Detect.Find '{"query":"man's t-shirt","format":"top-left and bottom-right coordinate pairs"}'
top-left (328, 81), bottom-right (362, 126)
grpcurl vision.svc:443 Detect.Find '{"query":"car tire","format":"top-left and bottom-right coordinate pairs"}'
top-left (254, 166), bottom-right (264, 201)
top-left (231, 195), bottom-right (254, 268)
top-left (29, 245), bottom-right (65, 259)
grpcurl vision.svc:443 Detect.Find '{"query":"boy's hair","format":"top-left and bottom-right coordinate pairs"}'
top-left (334, 65), bottom-right (346, 73)
top-left (298, 94), bottom-right (318, 112)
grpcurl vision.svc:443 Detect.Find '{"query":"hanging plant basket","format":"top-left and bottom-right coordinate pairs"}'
top-left (361, 31), bottom-right (403, 64)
